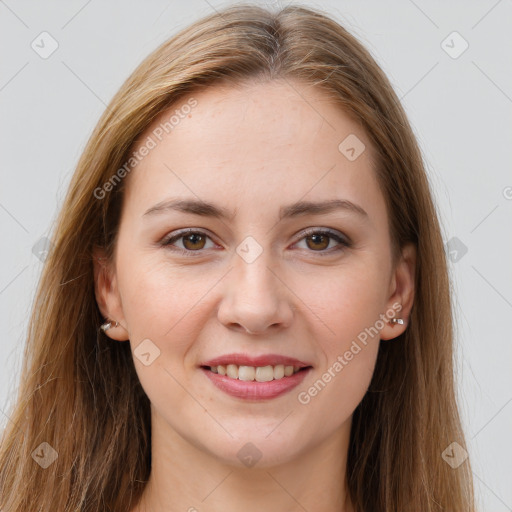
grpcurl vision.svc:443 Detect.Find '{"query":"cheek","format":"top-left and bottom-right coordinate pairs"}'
top-left (117, 259), bottom-right (208, 407)
top-left (294, 266), bottom-right (384, 418)
top-left (292, 261), bottom-right (386, 413)
top-left (299, 260), bottom-right (389, 348)
top-left (118, 254), bottom-right (208, 338)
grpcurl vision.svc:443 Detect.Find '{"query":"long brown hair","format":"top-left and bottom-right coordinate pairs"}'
top-left (0, 3), bottom-right (475, 511)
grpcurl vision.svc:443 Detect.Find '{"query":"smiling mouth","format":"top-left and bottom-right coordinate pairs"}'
top-left (201, 364), bottom-right (312, 382)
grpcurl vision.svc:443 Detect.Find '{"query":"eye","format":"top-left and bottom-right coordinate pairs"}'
top-left (293, 228), bottom-right (351, 256)
top-left (160, 227), bottom-right (351, 257)
top-left (160, 229), bottom-right (217, 255)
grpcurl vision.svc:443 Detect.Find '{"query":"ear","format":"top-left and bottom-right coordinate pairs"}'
top-left (380, 243), bottom-right (416, 341)
top-left (92, 246), bottom-right (129, 341)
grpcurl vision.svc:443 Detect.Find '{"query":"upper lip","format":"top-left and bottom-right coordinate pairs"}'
top-left (201, 353), bottom-right (312, 368)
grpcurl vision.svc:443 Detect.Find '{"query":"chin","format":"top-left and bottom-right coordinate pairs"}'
top-left (202, 430), bottom-right (308, 469)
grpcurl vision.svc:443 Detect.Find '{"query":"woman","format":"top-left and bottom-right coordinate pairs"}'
top-left (0, 3), bottom-right (475, 511)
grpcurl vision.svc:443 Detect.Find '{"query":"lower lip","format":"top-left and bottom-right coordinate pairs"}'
top-left (201, 367), bottom-right (312, 400)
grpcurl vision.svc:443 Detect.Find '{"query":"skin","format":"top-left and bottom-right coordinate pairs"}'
top-left (94, 78), bottom-right (415, 512)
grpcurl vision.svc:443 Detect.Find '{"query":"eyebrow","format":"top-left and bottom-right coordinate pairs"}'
top-left (143, 198), bottom-right (368, 221)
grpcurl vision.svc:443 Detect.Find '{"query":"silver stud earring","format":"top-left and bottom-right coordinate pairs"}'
top-left (100, 319), bottom-right (119, 332)
top-left (389, 318), bottom-right (404, 325)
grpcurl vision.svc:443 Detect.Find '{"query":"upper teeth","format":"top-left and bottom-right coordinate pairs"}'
top-left (210, 364), bottom-right (301, 382)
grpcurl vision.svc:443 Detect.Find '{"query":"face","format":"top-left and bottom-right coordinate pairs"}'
top-left (94, 79), bottom-right (415, 468)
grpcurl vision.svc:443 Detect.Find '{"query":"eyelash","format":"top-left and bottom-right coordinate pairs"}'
top-left (159, 227), bottom-right (351, 257)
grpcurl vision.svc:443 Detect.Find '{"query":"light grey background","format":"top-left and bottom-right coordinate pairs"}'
top-left (1, 1), bottom-right (511, 510)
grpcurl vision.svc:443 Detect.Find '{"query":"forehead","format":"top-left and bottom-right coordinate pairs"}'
top-left (124, 79), bottom-right (385, 224)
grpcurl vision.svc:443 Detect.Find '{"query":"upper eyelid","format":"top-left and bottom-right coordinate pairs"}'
top-left (299, 226), bottom-right (349, 241)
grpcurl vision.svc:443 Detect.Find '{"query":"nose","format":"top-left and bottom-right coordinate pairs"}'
top-left (217, 249), bottom-right (294, 335)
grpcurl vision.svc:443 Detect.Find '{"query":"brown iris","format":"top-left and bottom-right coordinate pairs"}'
top-left (305, 233), bottom-right (330, 251)
top-left (182, 233), bottom-right (207, 250)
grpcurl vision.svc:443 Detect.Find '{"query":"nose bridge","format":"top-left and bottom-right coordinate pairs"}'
top-left (234, 242), bottom-right (276, 297)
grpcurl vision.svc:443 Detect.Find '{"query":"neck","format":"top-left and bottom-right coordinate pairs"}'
top-left (132, 409), bottom-right (354, 512)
